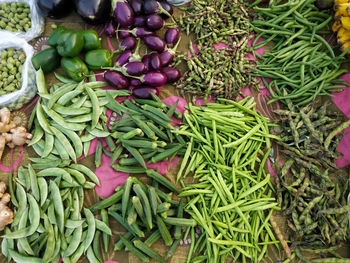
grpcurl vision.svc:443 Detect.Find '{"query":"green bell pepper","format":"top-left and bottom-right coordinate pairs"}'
top-left (31, 47), bottom-right (60, 73)
top-left (61, 57), bottom-right (89, 82)
top-left (48, 26), bottom-right (68, 47)
top-left (85, 49), bottom-right (114, 70)
top-left (57, 30), bottom-right (84, 57)
top-left (82, 30), bottom-right (101, 51)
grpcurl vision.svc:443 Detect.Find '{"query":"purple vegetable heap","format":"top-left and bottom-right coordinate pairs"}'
top-left (102, 0), bottom-right (181, 99)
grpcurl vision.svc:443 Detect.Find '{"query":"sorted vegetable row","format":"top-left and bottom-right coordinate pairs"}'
top-left (2, 163), bottom-right (108, 263)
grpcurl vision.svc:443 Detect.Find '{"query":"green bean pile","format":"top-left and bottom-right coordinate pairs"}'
top-left (2, 164), bottom-right (110, 262)
top-left (274, 158), bottom-right (350, 259)
top-left (250, 0), bottom-right (349, 106)
top-left (0, 2), bottom-right (31, 32)
top-left (105, 93), bottom-right (186, 170)
top-left (29, 69), bottom-right (130, 164)
top-left (175, 0), bottom-right (255, 99)
top-left (175, 98), bottom-right (279, 263)
top-left (0, 48), bottom-right (26, 95)
top-left (90, 176), bottom-right (192, 263)
top-left (272, 102), bottom-right (350, 171)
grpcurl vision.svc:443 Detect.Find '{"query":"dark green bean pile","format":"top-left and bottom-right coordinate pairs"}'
top-left (272, 102), bottom-right (350, 171)
top-left (0, 2), bottom-right (31, 32)
top-left (2, 164), bottom-right (109, 262)
top-left (0, 48), bottom-right (25, 95)
top-left (105, 93), bottom-right (186, 171)
top-left (90, 176), bottom-right (191, 263)
top-left (175, 98), bottom-right (279, 263)
top-left (274, 158), bottom-right (350, 259)
top-left (250, 0), bottom-right (349, 106)
top-left (29, 69), bottom-right (130, 164)
top-left (175, 0), bottom-right (255, 99)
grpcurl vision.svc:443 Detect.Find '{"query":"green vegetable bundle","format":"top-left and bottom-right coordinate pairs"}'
top-left (105, 93), bottom-right (186, 170)
top-left (90, 176), bottom-right (191, 263)
top-left (175, 98), bottom-right (279, 263)
top-left (175, 0), bottom-right (255, 99)
top-left (275, 158), bottom-right (350, 258)
top-left (250, 0), bottom-right (349, 106)
top-left (2, 164), bottom-right (109, 262)
top-left (29, 69), bottom-right (130, 164)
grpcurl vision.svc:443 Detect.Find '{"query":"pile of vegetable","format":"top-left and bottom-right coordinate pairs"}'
top-left (28, 69), bottom-right (129, 164)
top-left (272, 102), bottom-right (350, 171)
top-left (274, 157), bottom-right (350, 259)
top-left (101, 0), bottom-right (181, 97)
top-left (175, 98), bottom-right (279, 263)
top-left (0, 48), bottom-right (26, 95)
top-left (1, 164), bottom-right (108, 262)
top-left (250, 0), bottom-right (349, 106)
top-left (175, 0), bottom-right (254, 99)
top-left (0, 2), bottom-right (31, 32)
top-left (105, 92), bottom-right (186, 170)
top-left (90, 175), bottom-right (191, 262)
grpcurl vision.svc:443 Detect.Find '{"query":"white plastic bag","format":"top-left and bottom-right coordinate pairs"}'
top-left (167, 0), bottom-right (192, 6)
top-left (0, 0), bottom-right (44, 41)
top-left (0, 32), bottom-right (36, 110)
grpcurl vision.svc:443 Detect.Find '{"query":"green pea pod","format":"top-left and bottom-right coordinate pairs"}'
top-left (48, 26), bottom-right (68, 47)
top-left (82, 30), bottom-right (101, 51)
top-left (61, 57), bottom-right (89, 82)
top-left (57, 30), bottom-right (84, 57)
top-left (31, 47), bottom-right (60, 73)
top-left (85, 49), bottom-right (114, 70)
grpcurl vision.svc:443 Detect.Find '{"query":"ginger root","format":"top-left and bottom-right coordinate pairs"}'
top-left (0, 182), bottom-right (13, 231)
top-left (0, 107), bottom-right (32, 159)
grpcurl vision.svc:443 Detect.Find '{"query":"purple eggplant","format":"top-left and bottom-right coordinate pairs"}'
top-left (143, 0), bottom-right (172, 17)
top-left (116, 50), bottom-right (132, 67)
top-left (142, 54), bottom-right (151, 72)
top-left (143, 35), bottom-right (166, 52)
top-left (161, 67), bottom-right (180, 83)
top-left (38, 0), bottom-right (74, 19)
top-left (136, 72), bottom-right (167, 86)
top-left (134, 16), bottom-right (146, 27)
top-left (121, 61), bottom-right (146, 76)
top-left (113, 0), bottom-right (134, 26)
top-left (165, 28), bottom-right (179, 46)
top-left (121, 27), bottom-right (155, 38)
top-left (128, 39), bottom-right (142, 62)
top-left (74, 0), bottom-right (111, 24)
top-left (120, 37), bottom-right (137, 50)
top-left (128, 0), bottom-right (142, 14)
top-left (104, 20), bottom-right (117, 37)
top-left (118, 27), bottom-right (131, 38)
top-left (160, 37), bottom-right (181, 66)
top-left (130, 78), bottom-right (142, 86)
top-left (159, 1), bottom-right (173, 18)
top-left (132, 86), bottom-right (158, 99)
top-left (150, 53), bottom-right (161, 70)
top-left (104, 71), bottom-right (130, 88)
top-left (146, 14), bottom-right (164, 31)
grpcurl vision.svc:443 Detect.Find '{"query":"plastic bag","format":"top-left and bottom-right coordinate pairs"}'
top-left (167, 0), bottom-right (192, 6)
top-left (0, 32), bottom-right (37, 110)
top-left (0, 0), bottom-right (44, 41)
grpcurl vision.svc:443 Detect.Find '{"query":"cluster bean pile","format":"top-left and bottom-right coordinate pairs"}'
top-left (272, 102), bottom-right (350, 171)
top-left (250, 0), bottom-right (349, 106)
top-left (176, 0), bottom-right (255, 99)
top-left (175, 98), bottom-right (279, 263)
top-left (0, 48), bottom-right (26, 95)
top-left (1, 164), bottom-right (109, 262)
top-left (29, 70), bottom-right (130, 164)
top-left (90, 176), bottom-right (192, 263)
top-left (105, 92), bottom-right (186, 170)
top-left (0, 2), bottom-right (31, 32)
top-left (275, 159), bottom-right (350, 259)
